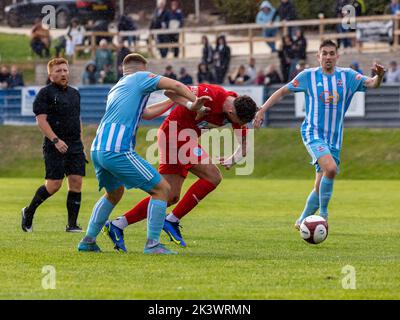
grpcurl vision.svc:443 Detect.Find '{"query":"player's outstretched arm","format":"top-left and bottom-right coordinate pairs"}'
top-left (164, 90), bottom-right (212, 118)
top-left (157, 77), bottom-right (197, 102)
top-left (253, 85), bottom-right (291, 128)
top-left (142, 99), bottom-right (174, 120)
top-left (219, 128), bottom-right (248, 170)
top-left (364, 63), bottom-right (385, 88)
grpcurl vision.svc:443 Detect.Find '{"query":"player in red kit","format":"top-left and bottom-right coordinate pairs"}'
top-left (103, 84), bottom-right (258, 251)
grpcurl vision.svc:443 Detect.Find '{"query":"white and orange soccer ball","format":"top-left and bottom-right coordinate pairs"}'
top-left (299, 216), bottom-right (328, 244)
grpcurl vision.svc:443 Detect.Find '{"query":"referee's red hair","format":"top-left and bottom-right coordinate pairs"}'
top-left (47, 58), bottom-right (69, 75)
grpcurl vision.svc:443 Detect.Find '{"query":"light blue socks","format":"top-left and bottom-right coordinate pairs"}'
top-left (299, 190), bottom-right (320, 222)
top-left (86, 196), bottom-right (115, 240)
top-left (319, 176), bottom-right (334, 220)
top-left (147, 198), bottom-right (167, 244)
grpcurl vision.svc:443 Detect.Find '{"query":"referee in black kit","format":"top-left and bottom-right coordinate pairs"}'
top-left (21, 58), bottom-right (86, 233)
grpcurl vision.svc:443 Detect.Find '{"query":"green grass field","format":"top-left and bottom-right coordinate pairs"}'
top-left (0, 126), bottom-right (399, 299)
top-left (0, 178), bottom-right (399, 299)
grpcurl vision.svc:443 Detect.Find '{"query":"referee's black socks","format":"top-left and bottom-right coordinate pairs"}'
top-left (26, 185), bottom-right (52, 217)
top-left (67, 191), bottom-right (81, 227)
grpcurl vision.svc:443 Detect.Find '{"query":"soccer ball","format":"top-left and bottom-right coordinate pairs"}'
top-left (299, 216), bottom-right (328, 244)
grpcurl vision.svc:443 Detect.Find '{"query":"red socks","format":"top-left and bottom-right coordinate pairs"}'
top-left (172, 179), bottom-right (216, 219)
top-left (124, 179), bottom-right (217, 225)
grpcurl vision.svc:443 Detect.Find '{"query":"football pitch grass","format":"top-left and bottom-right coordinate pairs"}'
top-left (0, 178), bottom-right (399, 300)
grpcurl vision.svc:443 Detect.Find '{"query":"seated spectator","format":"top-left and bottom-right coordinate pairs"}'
top-left (289, 60), bottom-right (306, 81)
top-left (178, 67), bottom-right (193, 85)
top-left (167, 0), bottom-right (184, 58)
top-left (255, 69), bottom-right (266, 85)
top-left (197, 62), bottom-right (215, 84)
top-left (117, 14), bottom-right (137, 46)
top-left (82, 61), bottom-right (98, 85)
top-left (116, 39), bottom-right (131, 79)
top-left (228, 65), bottom-right (250, 85)
top-left (201, 35), bottom-right (214, 67)
top-left (163, 65), bottom-right (177, 80)
top-left (0, 66), bottom-right (11, 89)
top-left (350, 61), bottom-right (363, 74)
top-left (99, 64), bottom-right (117, 84)
top-left (95, 39), bottom-right (113, 75)
top-left (245, 57), bottom-right (257, 85)
top-left (256, 1), bottom-right (279, 53)
top-left (8, 65), bottom-right (24, 88)
top-left (30, 18), bottom-right (51, 58)
top-left (386, 60), bottom-right (400, 83)
top-left (264, 64), bottom-right (283, 86)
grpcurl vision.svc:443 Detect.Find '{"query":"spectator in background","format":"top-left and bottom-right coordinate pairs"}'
top-left (117, 14), bottom-right (137, 46)
top-left (178, 67), bottom-right (193, 85)
top-left (0, 66), bottom-right (11, 89)
top-left (99, 64), bottom-right (117, 84)
top-left (278, 35), bottom-right (295, 82)
top-left (197, 62), bottom-right (215, 84)
top-left (228, 65), bottom-right (250, 85)
top-left (116, 39), bottom-right (131, 79)
top-left (350, 61), bottom-right (363, 74)
top-left (289, 60), bottom-right (306, 81)
top-left (385, 0), bottom-right (400, 14)
top-left (245, 57), bottom-right (257, 85)
top-left (30, 18), bottom-right (51, 58)
top-left (163, 65), bottom-right (177, 80)
top-left (82, 61), bottom-right (98, 85)
top-left (150, 0), bottom-right (170, 58)
top-left (201, 35), bottom-right (214, 67)
top-left (55, 18), bottom-right (85, 58)
top-left (293, 28), bottom-right (307, 61)
top-left (386, 60), bottom-right (400, 83)
top-left (8, 65), bottom-right (24, 88)
top-left (213, 35), bottom-right (231, 84)
top-left (92, 20), bottom-right (111, 45)
top-left (263, 64), bottom-right (283, 86)
top-left (273, 0), bottom-right (297, 37)
top-left (167, 0), bottom-right (184, 58)
top-left (256, 1), bottom-right (279, 53)
top-left (335, 0), bottom-right (352, 49)
top-left (95, 39), bottom-right (113, 75)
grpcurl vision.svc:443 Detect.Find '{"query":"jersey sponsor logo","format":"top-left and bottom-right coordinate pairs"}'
top-left (317, 145), bottom-right (325, 152)
top-left (319, 90), bottom-right (340, 105)
top-left (337, 79), bottom-right (343, 87)
top-left (292, 79), bottom-right (299, 87)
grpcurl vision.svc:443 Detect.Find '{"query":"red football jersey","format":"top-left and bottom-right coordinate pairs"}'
top-left (165, 84), bottom-right (246, 135)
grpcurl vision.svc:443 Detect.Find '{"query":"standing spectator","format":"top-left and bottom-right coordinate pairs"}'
top-left (273, 0), bottom-right (297, 37)
top-left (292, 28), bottom-right (307, 61)
top-left (256, 1), bottom-right (279, 53)
top-left (99, 64), bottom-right (117, 84)
top-left (163, 65), bottom-right (177, 80)
top-left (8, 65), bottom-right (24, 88)
top-left (178, 67), bottom-right (193, 85)
top-left (0, 66), bottom-right (11, 89)
top-left (30, 18), bottom-right (51, 58)
top-left (116, 39), bottom-right (131, 79)
top-left (81, 61), bottom-right (98, 85)
top-left (95, 39), bottom-right (113, 75)
top-left (201, 35), bottom-right (214, 66)
top-left (335, 0), bottom-right (352, 49)
top-left (385, 0), bottom-right (400, 14)
top-left (386, 61), bottom-right (400, 83)
top-left (150, 0), bottom-right (170, 58)
top-left (228, 65), bottom-right (250, 85)
top-left (278, 35), bottom-right (295, 82)
top-left (55, 18), bottom-right (85, 58)
top-left (117, 14), bottom-right (137, 47)
top-left (167, 0), bottom-right (184, 58)
top-left (289, 60), bottom-right (306, 81)
top-left (21, 58), bottom-right (86, 233)
top-left (245, 57), bottom-right (257, 85)
top-left (213, 35), bottom-right (231, 84)
top-left (197, 62), bottom-right (215, 84)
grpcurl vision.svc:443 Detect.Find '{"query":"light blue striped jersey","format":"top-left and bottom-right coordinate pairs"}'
top-left (91, 71), bottom-right (161, 152)
top-left (287, 67), bottom-right (368, 150)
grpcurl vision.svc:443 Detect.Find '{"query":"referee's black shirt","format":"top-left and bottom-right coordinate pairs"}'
top-left (33, 82), bottom-right (82, 152)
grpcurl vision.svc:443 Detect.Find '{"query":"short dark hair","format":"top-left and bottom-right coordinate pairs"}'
top-left (233, 95), bottom-right (258, 124)
top-left (319, 40), bottom-right (338, 51)
top-left (123, 53), bottom-right (148, 67)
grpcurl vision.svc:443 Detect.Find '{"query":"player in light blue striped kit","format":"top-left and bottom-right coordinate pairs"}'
top-left (78, 53), bottom-right (209, 254)
top-left (254, 40), bottom-right (385, 229)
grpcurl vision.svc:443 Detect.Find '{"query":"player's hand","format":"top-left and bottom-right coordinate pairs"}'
top-left (55, 139), bottom-right (68, 154)
top-left (195, 106), bottom-right (211, 120)
top-left (372, 63), bottom-right (385, 78)
top-left (253, 109), bottom-right (265, 129)
top-left (218, 156), bottom-right (234, 170)
top-left (191, 95), bottom-right (212, 112)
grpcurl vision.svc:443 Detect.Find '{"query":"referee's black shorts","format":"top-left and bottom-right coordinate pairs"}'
top-left (43, 145), bottom-right (86, 180)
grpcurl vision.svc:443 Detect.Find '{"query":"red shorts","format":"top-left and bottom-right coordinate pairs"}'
top-left (157, 123), bottom-right (209, 178)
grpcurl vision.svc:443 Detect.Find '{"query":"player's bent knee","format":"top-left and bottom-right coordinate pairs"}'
top-left (106, 186), bottom-right (124, 205)
top-left (150, 179), bottom-right (171, 201)
top-left (325, 166), bottom-right (337, 179)
top-left (168, 195), bottom-right (180, 206)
